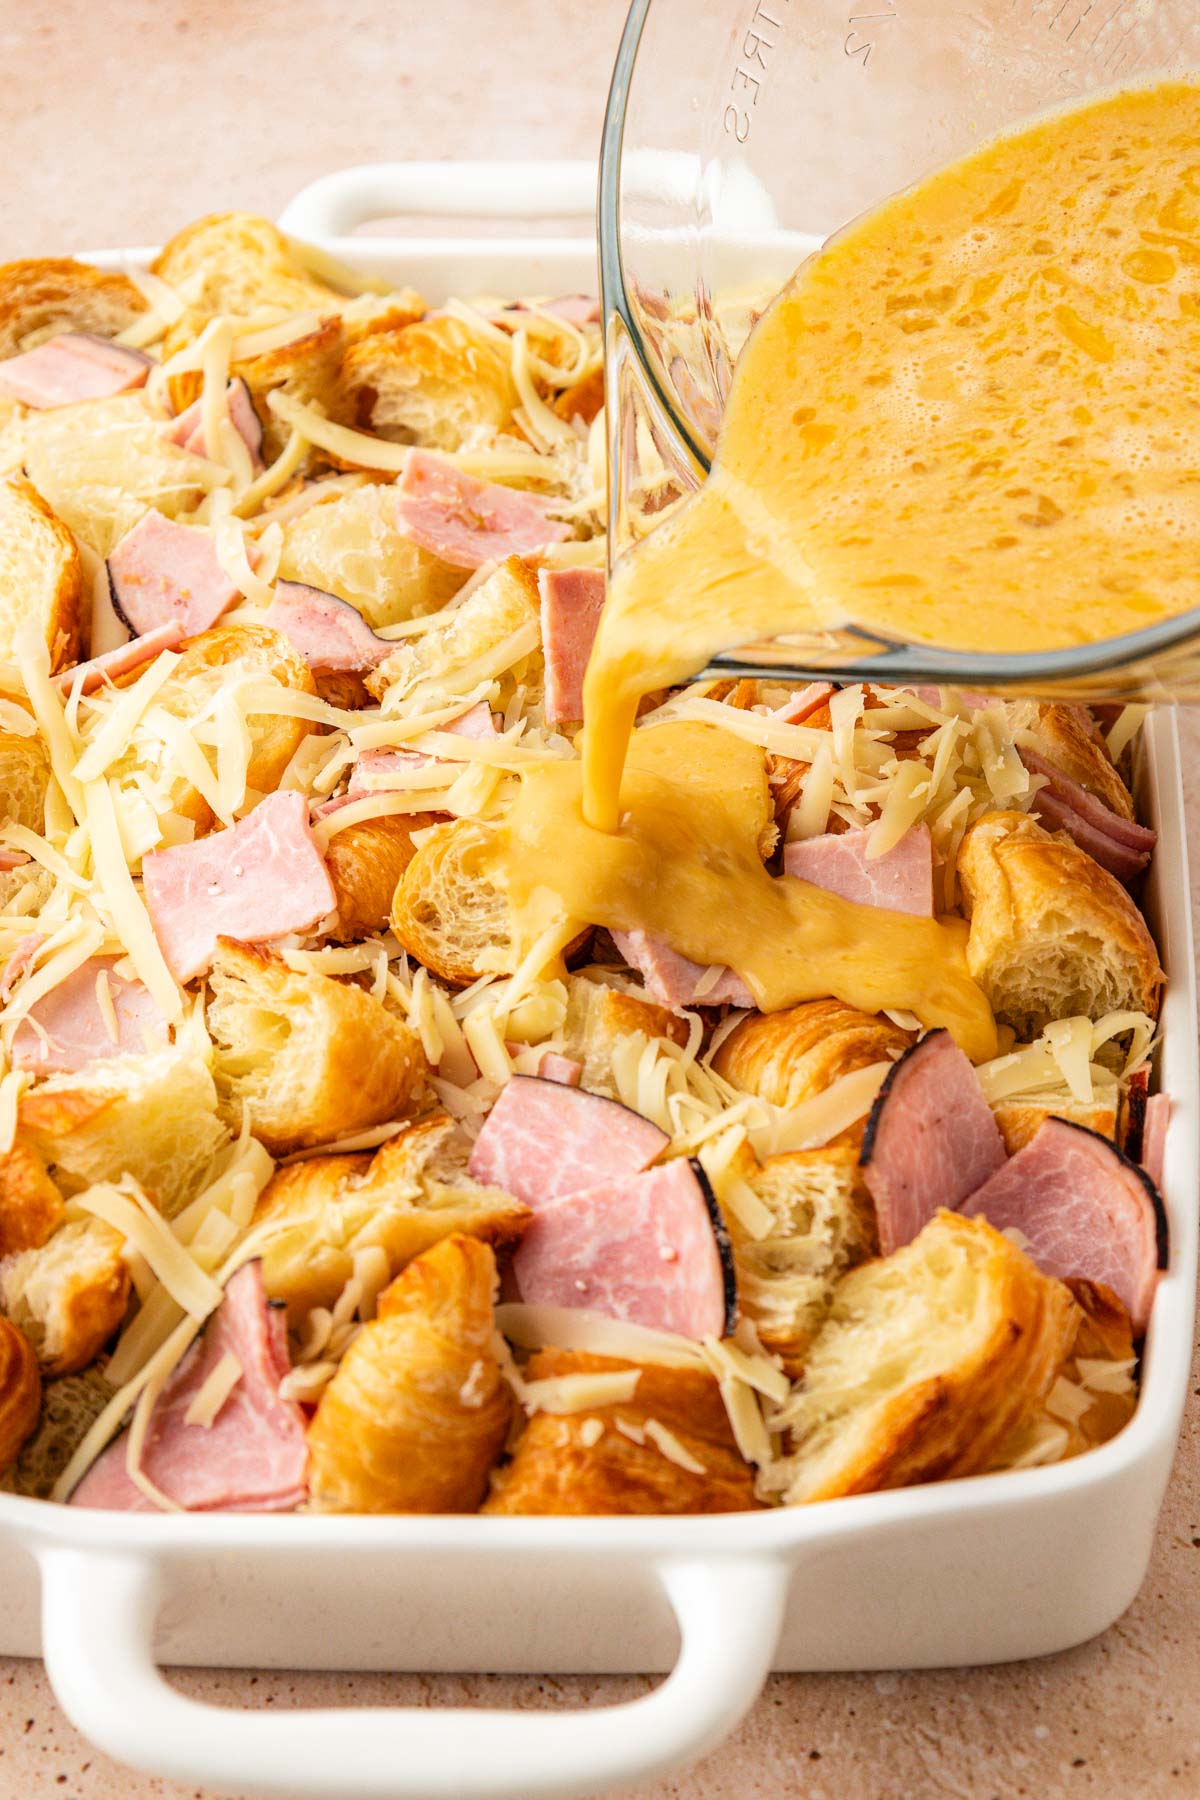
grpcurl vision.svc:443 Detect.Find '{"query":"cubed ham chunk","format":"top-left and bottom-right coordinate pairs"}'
top-left (784, 824), bottom-right (935, 917)
top-left (142, 790), bottom-right (336, 983)
top-left (538, 567), bottom-right (605, 724)
top-left (0, 333), bottom-right (150, 408)
top-left (1141, 1092), bottom-right (1170, 1193)
top-left (166, 377), bottom-right (263, 466)
top-left (394, 449), bottom-right (570, 569)
top-left (513, 1158), bottom-right (735, 1340)
top-left (346, 703), bottom-right (500, 791)
top-left (467, 1074), bottom-right (668, 1208)
top-left (536, 1052), bottom-right (582, 1086)
top-left (107, 509), bottom-right (242, 638)
top-left (612, 929), bottom-right (754, 1009)
top-left (10, 955), bottom-right (169, 1074)
top-left (960, 1118), bottom-right (1166, 1333)
top-left (1021, 750), bottom-right (1155, 884)
top-left (53, 620), bottom-right (186, 695)
top-left (861, 1030), bottom-right (1007, 1255)
top-left (70, 1261), bottom-right (308, 1512)
top-left (263, 581), bottom-right (391, 675)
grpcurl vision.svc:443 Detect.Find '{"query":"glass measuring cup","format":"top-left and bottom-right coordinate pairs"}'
top-left (598, 0), bottom-right (1200, 699)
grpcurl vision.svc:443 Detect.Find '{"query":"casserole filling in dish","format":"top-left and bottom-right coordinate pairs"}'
top-left (0, 212), bottom-right (1168, 1514)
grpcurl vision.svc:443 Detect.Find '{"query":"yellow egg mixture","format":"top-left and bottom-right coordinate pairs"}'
top-left (497, 81), bottom-right (1197, 1054)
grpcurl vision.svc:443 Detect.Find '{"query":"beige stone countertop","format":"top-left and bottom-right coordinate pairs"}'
top-left (0, 1), bottom-right (1198, 1795)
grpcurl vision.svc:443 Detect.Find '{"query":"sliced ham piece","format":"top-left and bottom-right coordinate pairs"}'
top-left (70, 1261), bottom-right (308, 1513)
top-left (0, 333), bottom-right (150, 408)
top-left (613, 928), bottom-right (754, 1010)
top-left (538, 567), bottom-right (605, 724)
top-left (346, 703), bottom-right (499, 791)
top-left (394, 448), bottom-right (571, 570)
top-left (0, 851), bottom-right (31, 875)
top-left (543, 295), bottom-right (602, 327)
top-left (263, 581), bottom-right (391, 676)
top-left (512, 1157), bottom-right (735, 1340)
top-left (1021, 749), bottom-right (1155, 883)
top-left (1140, 1093), bottom-right (1171, 1194)
top-left (784, 823), bottom-right (935, 917)
top-left (142, 789), bottom-right (337, 983)
top-left (10, 955), bottom-right (169, 1074)
top-left (537, 1052), bottom-right (582, 1086)
top-left (772, 681), bottom-right (835, 725)
top-left (467, 1073), bottom-right (668, 1209)
top-left (53, 619), bottom-right (186, 695)
top-left (166, 377), bottom-right (263, 466)
top-left (0, 932), bottom-right (44, 1001)
top-left (107, 509), bottom-right (242, 638)
top-left (861, 1030), bottom-right (1007, 1256)
top-left (960, 1118), bottom-right (1166, 1333)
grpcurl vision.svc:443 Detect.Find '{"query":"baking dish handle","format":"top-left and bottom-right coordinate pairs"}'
top-left (277, 161), bottom-right (596, 240)
top-left (38, 1545), bottom-right (788, 1800)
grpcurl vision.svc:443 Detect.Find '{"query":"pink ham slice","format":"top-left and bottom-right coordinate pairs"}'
top-left (1021, 750), bottom-right (1155, 884)
top-left (544, 295), bottom-right (601, 327)
top-left (346, 703), bottom-right (499, 791)
top-left (772, 681), bottom-right (834, 724)
top-left (467, 1073), bottom-right (668, 1209)
top-left (0, 333), bottom-right (150, 408)
top-left (107, 509), bottom-right (242, 638)
top-left (960, 1118), bottom-right (1166, 1333)
top-left (784, 823), bottom-right (935, 917)
top-left (263, 581), bottom-right (391, 675)
top-left (166, 377), bottom-right (263, 466)
top-left (70, 1261), bottom-right (308, 1513)
top-left (537, 1052), bottom-right (582, 1086)
top-left (10, 955), bottom-right (169, 1074)
top-left (394, 449), bottom-right (571, 569)
top-left (142, 789), bottom-right (336, 983)
top-left (538, 567), bottom-right (605, 724)
top-left (0, 850), bottom-right (31, 875)
top-left (0, 932), bottom-right (44, 1001)
top-left (612, 928), bottom-right (754, 1010)
top-left (53, 620), bottom-right (186, 695)
top-left (512, 1158), bottom-right (735, 1340)
top-left (1140, 1093), bottom-right (1171, 1194)
top-left (861, 1030), bottom-right (1007, 1256)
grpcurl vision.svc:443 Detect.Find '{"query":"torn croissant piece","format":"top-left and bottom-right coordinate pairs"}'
top-left (391, 819), bottom-right (519, 986)
top-left (326, 812), bottom-right (439, 942)
top-left (207, 940), bottom-right (429, 1156)
top-left (483, 1350), bottom-right (762, 1515)
top-left (0, 1138), bottom-right (64, 1258)
top-left (558, 974), bottom-right (689, 1099)
top-left (0, 476), bottom-right (84, 671)
top-left (18, 1048), bottom-right (227, 1218)
top-left (306, 1234), bottom-right (511, 1513)
top-left (0, 726), bottom-right (50, 832)
top-left (1010, 701), bottom-right (1135, 821)
top-left (711, 998), bottom-right (914, 1143)
top-left (366, 554), bottom-right (541, 710)
top-left (254, 1111), bottom-right (530, 1325)
top-left (0, 1217), bottom-right (130, 1376)
top-left (990, 1279), bottom-right (1138, 1469)
top-left (150, 211), bottom-right (345, 324)
top-left (278, 481), bottom-right (464, 632)
top-left (992, 1078), bottom-right (1120, 1155)
top-left (771, 1211), bottom-right (1080, 1505)
top-left (0, 1316), bottom-right (40, 1473)
top-left (725, 1145), bottom-right (877, 1377)
top-left (341, 314), bottom-right (517, 451)
top-left (0, 257), bottom-right (147, 359)
top-left (958, 810), bottom-right (1163, 1041)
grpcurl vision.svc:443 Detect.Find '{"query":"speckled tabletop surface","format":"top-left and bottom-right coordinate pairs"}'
top-left (0, 2), bottom-right (1197, 1795)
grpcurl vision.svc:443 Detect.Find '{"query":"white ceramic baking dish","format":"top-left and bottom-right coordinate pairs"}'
top-left (1, 163), bottom-right (1194, 1800)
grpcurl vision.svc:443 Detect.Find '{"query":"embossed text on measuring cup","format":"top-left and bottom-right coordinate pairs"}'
top-left (723, 1), bottom-right (791, 143)
top-left (844, 0), bottom-right (898, 68)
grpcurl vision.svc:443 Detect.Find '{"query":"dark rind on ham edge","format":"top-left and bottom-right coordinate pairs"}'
top-left (106, 561), bottom-right (139, 639)
top-left (467, 1073), bottom-right (669, 1210)
top-left (858, 1029), bottom-right (1007, 1256)
top-left (1054, 1119), bottom-right (1169, 1273)
top-left (689, 1156), bottom-right (738, 1337)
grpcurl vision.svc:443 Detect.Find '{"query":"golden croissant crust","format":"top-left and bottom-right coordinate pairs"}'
top-left (712, 998), bottom-right (913, 1139)
top-left (483, 1351), bottom-right (762, 1515)
top-left (0, 1316), bottom-right (40, 1473)
top-left (773, 1210), bottom-right (1080, 1504)
top-left (306, 1234), bottom-right (510, 1513)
